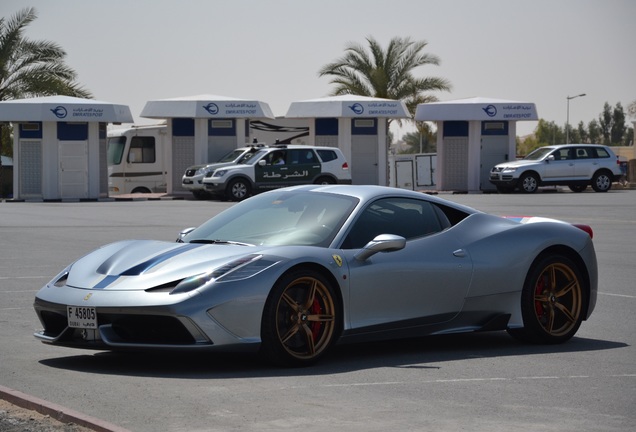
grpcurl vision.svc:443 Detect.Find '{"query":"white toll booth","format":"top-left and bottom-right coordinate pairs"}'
top-left (0, 96), bottom-right (133, 201)
top-left (415, 97), bottom-right (538, 192)
top-left (286, 95), bottom-right (410, 186)
top-left (140, 94), bottom-right (274, 194)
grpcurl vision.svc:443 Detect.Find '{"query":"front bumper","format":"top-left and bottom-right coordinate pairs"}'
top-left (489, 172), bottom-right (519, 187)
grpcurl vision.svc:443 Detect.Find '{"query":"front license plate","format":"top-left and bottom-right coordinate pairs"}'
top-left (67, 306), bottom-right (97, 329)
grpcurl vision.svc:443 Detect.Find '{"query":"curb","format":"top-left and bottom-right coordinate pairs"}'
top-left (0, 385), bottom-right (130, 432)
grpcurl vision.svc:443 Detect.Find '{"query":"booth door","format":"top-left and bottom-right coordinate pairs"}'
top-left (59, 141), bottom-right (88, 199)
top-left (351, 136), bottom-right (379, 185)
top-left (480, 135), bottom-right (509, 191)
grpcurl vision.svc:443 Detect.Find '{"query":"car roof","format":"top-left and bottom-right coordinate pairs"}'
top-left (272, 184), bottom-right (479, 214)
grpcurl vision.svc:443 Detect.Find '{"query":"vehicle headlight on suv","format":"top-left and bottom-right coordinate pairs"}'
top-left (501, 167), bottom-right (517, 173)
top-left (211, 169), bottom-right (228, 178)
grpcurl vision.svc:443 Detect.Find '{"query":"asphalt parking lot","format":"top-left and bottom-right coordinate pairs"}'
top-left (1, 189), bottom-right (634, 432)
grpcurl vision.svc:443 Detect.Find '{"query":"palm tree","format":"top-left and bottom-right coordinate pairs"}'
top-left (318, 36), bottom-right (451, 124)
top-left (0, 7), bottom-right (92, 157)
top-left (0, 7), bottom-right (92, 101)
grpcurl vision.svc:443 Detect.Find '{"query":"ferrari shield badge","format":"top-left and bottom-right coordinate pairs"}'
top-left (332, 254), bottom-right (343, 267)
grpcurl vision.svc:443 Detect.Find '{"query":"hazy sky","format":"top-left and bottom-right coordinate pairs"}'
top-left (2, 0), bottom-right (634, 139)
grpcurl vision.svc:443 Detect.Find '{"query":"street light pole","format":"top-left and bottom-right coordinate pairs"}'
top-left (566, 93), bottom-right (586, 144)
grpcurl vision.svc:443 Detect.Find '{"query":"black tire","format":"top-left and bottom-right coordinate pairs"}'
top-left (518, 173), bottom-right (539, 193)
top-left (591, 171), bottom-right (612, 192)
top-left (131, 187), bottom-right (151, 194)
top-left (568, 184), bottom-right (587, 193)
top-left (508, 254), bottom-right (586, 344)
top-left (314, 176), bottom-right (335, 185)
top-left (260, 268), bottom-right (340, 367)
top-left (226, 178), bottom-right (251, 201)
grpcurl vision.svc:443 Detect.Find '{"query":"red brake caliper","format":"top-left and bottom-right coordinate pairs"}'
top-left (535, 274), bottom-right (546, 319)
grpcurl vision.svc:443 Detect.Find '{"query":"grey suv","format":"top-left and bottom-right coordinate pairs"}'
top-left (490, 144), bottom-right (622, 193)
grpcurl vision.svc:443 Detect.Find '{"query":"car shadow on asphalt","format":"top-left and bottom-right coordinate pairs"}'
top-left (38, 332), bottom-right (627, 378)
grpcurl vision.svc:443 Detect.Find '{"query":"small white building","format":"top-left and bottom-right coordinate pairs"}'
top-left (0, 96), bottom-right (133, 200)
top-left (415, 97), bottom-right (538, 192)
top-left (286, 95), bottom-right (410, 185)
top-left (140, 94), bottom-right (274, 194)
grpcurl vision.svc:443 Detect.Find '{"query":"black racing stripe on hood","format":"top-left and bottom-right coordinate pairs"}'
top-left (120, 243), bottom-right (204, 276)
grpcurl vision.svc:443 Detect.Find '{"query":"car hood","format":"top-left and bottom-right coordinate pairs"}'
top-left (186, 161), bottom-right (234, 171)
top-left (495, 159), bottom-right (544, 169)
top-left (65, 240), bottom-right (273, 291)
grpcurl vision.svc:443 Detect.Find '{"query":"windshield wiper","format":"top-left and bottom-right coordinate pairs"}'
top-left (189, 239), bottom-right (253, 246)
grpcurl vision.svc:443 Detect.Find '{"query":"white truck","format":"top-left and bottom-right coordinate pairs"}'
top-left (107, 124), bottom-right (169, 195)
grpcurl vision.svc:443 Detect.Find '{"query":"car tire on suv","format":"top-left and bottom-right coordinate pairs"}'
top-left (591, 170), bottom-right (612, 192)
top-left (519, 172), bottom-right (539, 193)
top-left (227, 178), bottom-right (251, 201)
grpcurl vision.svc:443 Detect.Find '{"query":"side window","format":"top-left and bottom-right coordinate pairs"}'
top-left (342, 198), bottom-right (444, 249)
top-left (265, 150), bottom-right (287, 165)
top-left (288, 149), bottom-right (318, 164)
top-left (594, 147), bottom-right (610, 158)
top-left (574, 147), bottom-right (591, 159)
top-left (552, 148), bottom-right (572, 160)
top-left (128, 136), bottom-right (156, 163)
top-left (316, 149), bottom-right (338, 162)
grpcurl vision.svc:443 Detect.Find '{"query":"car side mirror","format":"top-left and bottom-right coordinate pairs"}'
top-left (258, 159), bottom-right (267, 167)
top-left (546, 155), bottom-right (555, 162)
top-left (354, 234), bottom-right (406, 261)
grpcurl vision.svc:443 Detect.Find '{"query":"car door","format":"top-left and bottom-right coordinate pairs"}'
top-left (543, 147), bottom-right (575, 180)
top-left (283, 149), bottom-right (321, 185)
top-left (572, 147), bottom-right (596, 179)
top-left (340, 198), bottom-right (473, 331)
top-left (254, 150), bottom-right (289, 189)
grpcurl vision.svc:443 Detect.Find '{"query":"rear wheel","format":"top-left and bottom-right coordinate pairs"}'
top-left (518, 173), bottom-right (539, 193)
top-left (261, 268), bottom-right (340, 366)
top-left (508, 254), bottom-right (585, 344)
top-left (226, 178), bottom-right (251, 201)
top-left (591, 171), bottom-right (612, 192)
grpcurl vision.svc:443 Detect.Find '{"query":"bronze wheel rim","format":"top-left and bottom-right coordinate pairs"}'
top-left (275, 276), bottom-right (335, 360)
top-left (533, 262), bottom-right (582, 337)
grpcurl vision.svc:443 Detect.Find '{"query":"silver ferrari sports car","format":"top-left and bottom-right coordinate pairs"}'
top-left (34, 185), bottom-right (598, 366)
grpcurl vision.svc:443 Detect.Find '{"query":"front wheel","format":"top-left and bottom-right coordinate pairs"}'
top-left (508, 254), bottom-right (586, 344)
top-left (591, 171), bottom-right (612, 192)
top-left (226, 178), bottom-right (251, 201)
top-left (261, 269), bottom-right (340, 366)
top-left (518, 173), bottom-right (539, 193)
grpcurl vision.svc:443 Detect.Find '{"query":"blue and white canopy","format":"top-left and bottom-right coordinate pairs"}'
top-left (0, 95), bottom-right (133, 123)
top-left (286, 95), bottom-right (410, 118)
top-left (141, 94), bottom-right (274, 119)
top-left (415, 97), bottom-right (538, 121)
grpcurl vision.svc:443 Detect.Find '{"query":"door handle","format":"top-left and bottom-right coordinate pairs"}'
top-left (453, 249), bottom-right (466, 258)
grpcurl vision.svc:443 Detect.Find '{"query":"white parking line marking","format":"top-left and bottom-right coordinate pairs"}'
top-left (599, 292), bottom-right (636, 299)
top-left (285, 374), bottom-right (636, 390)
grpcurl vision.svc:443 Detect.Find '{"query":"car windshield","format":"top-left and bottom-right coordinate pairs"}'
top-left (183, 190), bottom-right (358, 247)
top-left (241, 149), bottom-right (270, 165)
top-left (217, 149), bottom-right (246, 163)
top-left (524, 147), bottom-right (555, 161)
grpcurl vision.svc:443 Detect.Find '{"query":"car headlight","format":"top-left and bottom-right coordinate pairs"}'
top-left (502, 167), bottom-right (517, 173)
top-left (169, 254), bottom-right (272, 295)
top-left (211, 169), bottom-right (228, 178)
top-left (48, 267), bottom-right (71, 288)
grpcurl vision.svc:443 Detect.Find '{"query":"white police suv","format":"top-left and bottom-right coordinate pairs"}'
top-left (202, 145), bottom-right (351, 200)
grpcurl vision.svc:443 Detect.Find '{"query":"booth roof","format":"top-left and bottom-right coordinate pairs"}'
top-left (0, 95), bottom-right (133, 123)
top-left (415, 97), bottom-right (538, 121)
top-left (140, 94), bottom-right (274, 119)
top-left (286, 95), bottom-right (410, 118)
